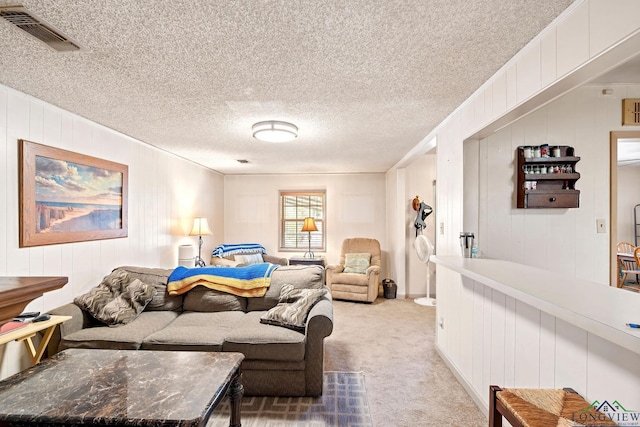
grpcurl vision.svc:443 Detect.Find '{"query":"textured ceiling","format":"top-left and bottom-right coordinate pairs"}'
top-left (0, 0), bottom-right (576, 174)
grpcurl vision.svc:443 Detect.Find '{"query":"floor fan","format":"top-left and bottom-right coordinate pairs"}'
top-left (414, 234), bottom-right (436, 306)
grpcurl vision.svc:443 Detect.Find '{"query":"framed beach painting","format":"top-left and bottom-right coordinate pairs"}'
top-left (19, 140), bottom-right (128, 247)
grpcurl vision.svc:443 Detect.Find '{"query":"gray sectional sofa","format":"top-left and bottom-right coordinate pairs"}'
top-left (47, 264), bottom-right (333, 397)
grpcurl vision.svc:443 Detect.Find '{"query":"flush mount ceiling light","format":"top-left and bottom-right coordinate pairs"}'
top-left (252, 121), bottom-right (298, 143)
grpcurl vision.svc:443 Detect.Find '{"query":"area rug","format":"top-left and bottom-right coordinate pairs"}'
top-left (207, 371), bottom-right (372, 427)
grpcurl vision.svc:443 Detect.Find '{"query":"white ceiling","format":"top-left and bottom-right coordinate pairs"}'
top-left (0, 0), bottom-right (577, 174)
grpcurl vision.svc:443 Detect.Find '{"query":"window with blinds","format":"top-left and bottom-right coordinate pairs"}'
top-left (280, 191), bottom-right (325, 251)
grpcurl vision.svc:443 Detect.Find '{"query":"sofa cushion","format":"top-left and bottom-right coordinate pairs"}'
top-left (343, 253), bottom-right (371, 274)
top-left (247, 265), bottom-right (325, 312)
top-left (74, 270), bottom-right (156, 326)
top-left (260, 285), bottom-right (328, 332)
top-left (60, 311), bottom-right (179, 350)
top-left (116, 266), bottom-right (183, 311)
top-left (182, 287), bottom-right (247, 312)
top-left (223, 311), bottom-right (306, 362)
top-left (327, 272), bottom-right (369, 286)
top-left (141, 311), bottom-right (245, 351)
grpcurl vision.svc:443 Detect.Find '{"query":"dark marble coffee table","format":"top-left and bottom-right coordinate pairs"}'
top-left (0, 349), bottom-right (244, 426)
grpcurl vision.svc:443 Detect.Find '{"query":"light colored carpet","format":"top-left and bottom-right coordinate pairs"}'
top-left (207, 371), bottom-right (372, 426)
top-left (210, 297), bottom-right (486, 426)
top-left (324, 298), bottom-right (487, 426)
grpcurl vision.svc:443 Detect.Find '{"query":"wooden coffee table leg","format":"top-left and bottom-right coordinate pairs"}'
top-left (228, 370), bottom-right (243, 427)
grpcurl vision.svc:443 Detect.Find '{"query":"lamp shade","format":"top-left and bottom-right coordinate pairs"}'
top-left (301, 217), bottom-right (318, 232)
top-left (189, 217), bottom-right (212, 236)
top-left (252, 121), bottom-right (298, 143)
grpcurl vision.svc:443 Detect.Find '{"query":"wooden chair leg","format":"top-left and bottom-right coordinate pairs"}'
top-left (489, 385), bottom-right (503, 427)
top-left (619, 272), bottom-right (627, 287)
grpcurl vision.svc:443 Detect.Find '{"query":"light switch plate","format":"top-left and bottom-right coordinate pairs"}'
top-left (596, 219), bottom-right (606, 233)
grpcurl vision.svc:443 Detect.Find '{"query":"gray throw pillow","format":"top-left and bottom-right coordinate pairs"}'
top-left (260, 284), bottom-right (328, 332)
top-left (74, 270), bottom-right (156, 326)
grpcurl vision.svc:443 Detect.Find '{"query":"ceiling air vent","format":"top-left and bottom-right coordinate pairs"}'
top-left (623, 99), bottom-right (640, 126)
top-left (0, 5), bottom-right (81, 52)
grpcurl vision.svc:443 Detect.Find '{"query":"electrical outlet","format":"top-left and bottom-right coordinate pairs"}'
top-left (596, 219), bottom-right (606, 233)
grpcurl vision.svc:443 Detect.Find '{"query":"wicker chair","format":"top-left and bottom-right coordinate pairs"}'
top-left (489, 385), bottom-right (617, 427)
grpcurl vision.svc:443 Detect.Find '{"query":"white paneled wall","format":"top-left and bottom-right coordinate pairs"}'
top-left (476, 84), bottom-right (640, 284)
top-left (385, 0), bottom-right (640, 418)
top-left (436, 268), bottom-right (640, 413)
top-left (404, 154), bottom-right (436, 298)
top-left (223, 173), bottom-right (386, 275)
top-left (0, 84), bottom-right (223, 378)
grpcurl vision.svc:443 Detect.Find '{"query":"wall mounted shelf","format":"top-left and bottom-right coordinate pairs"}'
top-left (516, 145), bottom-right (580, 208)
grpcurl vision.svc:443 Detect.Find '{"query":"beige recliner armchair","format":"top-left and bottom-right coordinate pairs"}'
top-left (326, 238), bottom-right (381, 303)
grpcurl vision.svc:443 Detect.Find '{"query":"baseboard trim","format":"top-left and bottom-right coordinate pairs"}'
top-left (435, 343), bottom-right (489, 418)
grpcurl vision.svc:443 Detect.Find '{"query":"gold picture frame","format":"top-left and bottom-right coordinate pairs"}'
top-left (19, 139), bottom-right (128, 247)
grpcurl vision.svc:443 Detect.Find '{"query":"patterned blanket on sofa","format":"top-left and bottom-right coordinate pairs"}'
top-left (211, 243), bottom-right (266, 258)
top-left (167, 263), bottom-right (278, 297)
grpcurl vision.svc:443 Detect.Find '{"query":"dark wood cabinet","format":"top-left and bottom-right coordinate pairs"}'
top-left (516, 145), bottom-right (580, 209)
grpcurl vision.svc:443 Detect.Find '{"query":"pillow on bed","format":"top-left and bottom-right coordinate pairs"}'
top-left (260, 284), bottom-right (328, 332)
top-left (343, 252), bottom-right (371, 274)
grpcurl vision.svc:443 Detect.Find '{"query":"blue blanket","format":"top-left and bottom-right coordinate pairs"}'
top-left (212, 243), bottom-right (266, 258)
top-left (167, 263), bottom-right (278, 297)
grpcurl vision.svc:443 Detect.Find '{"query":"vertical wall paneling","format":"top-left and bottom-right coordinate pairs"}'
top-left (514, 301), bottom-right (541, 387)
top-left (224, 173), bottom-right (386, 275)
top-left (481, 286), bottom-right (493, 394)
top-left (474, 85), bottom-right (640, 283)
top-left (539, 312), bottom-right (556, 388)
top-left (589, 0), bottom-right (640, 58)
top-left (0, 83), bottom-right (223, 378)
top-left (556, 1), bottom-right (590, 78)
top-left (471, 281), bottom-right (484, 393)
top-left (516, 43), bottom-right (542, 103)
top-left (489, 290), bottom-right (506, 389)
top-left (491, 74), bottom-right (507, 120)
top-left (410, 1), bottom-right (640, 415)
top-left (540, 28), bottom-right (558, 88)
top-left (458, 274), bottom-right (474, 378)
top-left (503, 295), bottom-right (517, 388)
top-left (436, 272), bottom-right (640, 413)
top-left (555, 319), bottom-right (588, 394)
top-left (586, 333), bottom-right (640, 405)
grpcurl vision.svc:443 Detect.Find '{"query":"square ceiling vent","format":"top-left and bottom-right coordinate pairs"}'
top-left (0, 5), bottom-right (82, 52)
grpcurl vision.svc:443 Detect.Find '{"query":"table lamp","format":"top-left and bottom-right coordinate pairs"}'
top-left (189, 217), bottom-right (212, 267)
top-left (301, 217), bottom-right (318, 258)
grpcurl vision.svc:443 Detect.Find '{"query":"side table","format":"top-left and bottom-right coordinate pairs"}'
top-left (289, 257), bottom-right (326, 267)
top-left (0, 315), bottom-right (72, 366)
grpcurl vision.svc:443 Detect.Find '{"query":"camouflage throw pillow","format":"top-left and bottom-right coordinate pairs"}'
top-left (260, 284), bottom-right (328, 332)
top-left (74, 270), bottom-right (156, 327)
